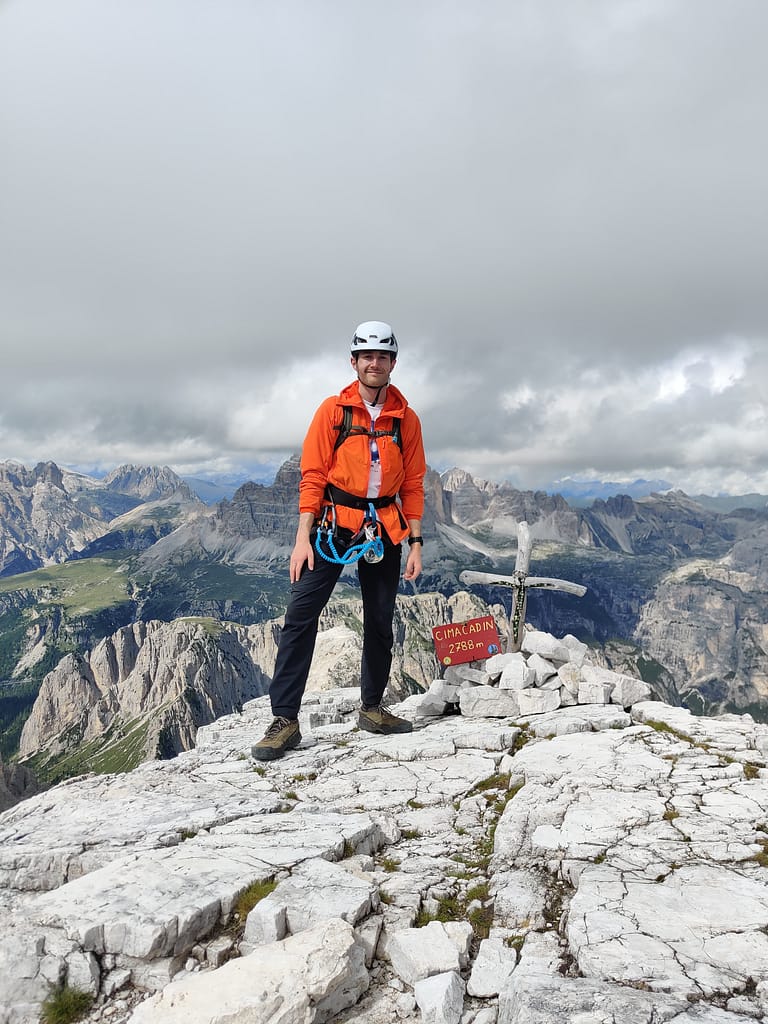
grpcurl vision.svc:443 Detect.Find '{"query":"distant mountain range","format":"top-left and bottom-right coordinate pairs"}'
top-left (550, 477), bottom-right (674, 505)
top-left (2, 457), bottom-right (768, 767)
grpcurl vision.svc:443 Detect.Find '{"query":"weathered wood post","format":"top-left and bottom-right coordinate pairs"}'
top-left (459, 520), bottom-right (587, 652)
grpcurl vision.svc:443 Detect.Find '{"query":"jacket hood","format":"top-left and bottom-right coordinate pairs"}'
top-left (337, 380), bottom-right (409, 417)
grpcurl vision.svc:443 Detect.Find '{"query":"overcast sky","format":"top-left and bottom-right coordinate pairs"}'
top-left (1, 0), bottom-right (767, 495)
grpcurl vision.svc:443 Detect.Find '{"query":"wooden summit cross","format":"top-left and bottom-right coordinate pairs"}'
top-left (459, 521), bottom-right (587, 653)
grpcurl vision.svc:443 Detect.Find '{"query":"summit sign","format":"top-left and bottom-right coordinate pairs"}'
top-left (432, 615), bottom-right (501, 666)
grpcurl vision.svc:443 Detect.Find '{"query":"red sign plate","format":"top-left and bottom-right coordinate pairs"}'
top-left (432, 615), bottom-right (501, 666)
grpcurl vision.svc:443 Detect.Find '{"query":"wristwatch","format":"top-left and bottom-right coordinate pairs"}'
top-left (407, 536), bottom-right (424, 546)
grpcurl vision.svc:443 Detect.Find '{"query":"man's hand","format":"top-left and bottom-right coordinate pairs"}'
top-left (290, 512), bottom-right (317, 582)
top-left (403, 544), bottom-right (422, 581)
top-left (289, 538), bottom-right (314, 582)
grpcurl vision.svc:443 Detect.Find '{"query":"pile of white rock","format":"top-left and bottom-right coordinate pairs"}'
top-left (400, 630), bottom-right (653, 722)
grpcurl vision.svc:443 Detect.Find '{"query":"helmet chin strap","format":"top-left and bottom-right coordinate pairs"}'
top-left (357, 372), bottom-right (389, 406)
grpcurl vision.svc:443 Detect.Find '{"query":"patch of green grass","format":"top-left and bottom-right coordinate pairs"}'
top-left (415, 893), bottom-right (464, 928)
top-left (24, 715), bottom-right (151, 786)
top-left (400, 828), bottom-right (421, 841)
top-left (468, 773), bottom-right (511, 797)
top-left (283, 790), bottom-right (299, 801)
top-left (235, 879), bottom-right (277, 920)
top-left (407, 798), bottom-right (425, 809)
top-left (663, 807), bottom-right (680, 822)
top-left (380, 856), bottom-right (400, 872)
top-left (445, 866), bottom-right (472, 880)
top-left (505, 934), bottom-right (525, 952)
top-left (468, 902), bottom-right (494, 939)
top-left (744, 763), bottom-right (762, 780)
top-left (417, 885), bottom-right (494, 939)
top-left (40, 985), bottom-right (94, 1024)
top-left (176, 616), bottom-right (227, 638)
top-left (0, 555), bottom-right (132, 614)
top-left (466, 881), bottom-right (490, 902)
top-left (645, 719), bottom-right (688, 739)
top-left (511, 725), bottom-right (532, 753)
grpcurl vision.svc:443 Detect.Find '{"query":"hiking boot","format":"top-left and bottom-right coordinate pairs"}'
top-left (358, 704), bottom-right (413, 735)
top-left (251, 716), bottom-right (301, 761)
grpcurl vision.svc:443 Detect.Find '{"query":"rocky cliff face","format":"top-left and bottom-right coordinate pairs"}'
top-left (441, 468), bottom-right (586, 545)
top-left (0, 757), bottom-right (36, 812)
top-left (583, 490), bottom-right (768, 558)
top-left (1, 659), bottom-right (767, 1024)
top-left (18, 619), bottom-right (271, 777)
top-left (0, 461), bottom-right (200, 576)
top-left (634, 559), bottom-right (768, 715)
top-left (103, 465), bottom-right (195, 502)
top-left (0, 461), bottom-right (108, 576)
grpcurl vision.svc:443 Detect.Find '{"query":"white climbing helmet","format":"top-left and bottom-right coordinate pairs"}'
top-left (350, 321), bottom-right (398, 356)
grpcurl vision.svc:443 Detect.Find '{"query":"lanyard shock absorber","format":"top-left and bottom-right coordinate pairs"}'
top-left (314, 502), bottom-right (385, 565)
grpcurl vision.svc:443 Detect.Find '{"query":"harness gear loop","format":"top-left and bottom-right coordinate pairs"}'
top-left (314, 501), bottom-right (385, 566)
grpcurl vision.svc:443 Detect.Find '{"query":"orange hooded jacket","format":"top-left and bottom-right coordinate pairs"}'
top-left (299, 381), bottom-right (426, 545)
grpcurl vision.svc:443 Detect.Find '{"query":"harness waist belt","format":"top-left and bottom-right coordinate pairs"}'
top-left (326, 484), bottom-right (397, 511)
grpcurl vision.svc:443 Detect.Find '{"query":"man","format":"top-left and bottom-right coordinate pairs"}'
top-left (251, 321), bottom-right (427, 761)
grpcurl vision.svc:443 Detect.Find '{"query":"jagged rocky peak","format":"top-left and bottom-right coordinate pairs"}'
top-left (441, 466), bottom-right (477, 490)
top-left (32, 461), bottom-right (65, 489)
top-left (271, 453), bottom-right (301, 489)
top-left (18, 618), bottom-right (273, 775)
top-left (211, 457), bottom-right (301, 545)
top-left (0, 459), bottom-right (64, 490)
top-left (0, 460), bottom-right (110, 575)
top-left (103, 464), bottom-right (193, 501)
top-left (422, 466), bottom-right (450, 530)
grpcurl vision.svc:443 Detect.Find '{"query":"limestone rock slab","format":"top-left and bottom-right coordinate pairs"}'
top-left (459, 686), bottom-right (521, 719)
top-left (128, 918), bottom-right (368, 1024)
top-left (413, 970), bottom-right (465, 1024)
top-left (243, 857), bottom-right (375, 947)
top-left (516, 688), bottom-right (561, 716)
top-left (467, 936), bottom-right (517, 997)
top-left (498, 655), bottom-right (535, 691)
top-left (521, 631), bottom-right (571, 663)
top-left (388, 921), bottom-right (462, 986)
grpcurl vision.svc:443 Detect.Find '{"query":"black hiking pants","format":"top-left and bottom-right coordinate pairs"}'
top-left (268, 537), bottom-right (403, 720)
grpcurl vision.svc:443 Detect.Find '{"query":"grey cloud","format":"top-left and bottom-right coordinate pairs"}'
top-left (1, 0), bottom-right (767, 493)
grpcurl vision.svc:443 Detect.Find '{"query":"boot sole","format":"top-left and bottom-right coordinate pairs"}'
top-left (251, 732), bottom-right (302, 761)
